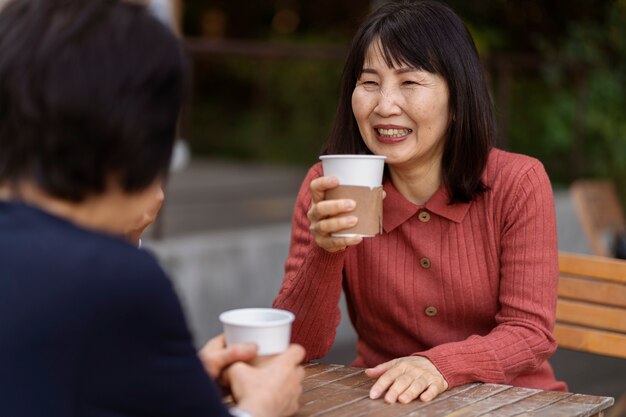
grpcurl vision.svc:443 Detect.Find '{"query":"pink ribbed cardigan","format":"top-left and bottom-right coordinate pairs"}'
top-left (273, 148), bottom-right (567, 391)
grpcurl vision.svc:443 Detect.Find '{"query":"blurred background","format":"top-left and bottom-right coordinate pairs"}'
top-left (3, 0), bottom-right (614, 403)
top-left (177, 0), bottom-right (626, 197)
top-left (141, 0), bottom-right (626, 402)
top-left (140, 0), bottom-right (626, 404)
top-left (0, 0), bottom-right (621, 408)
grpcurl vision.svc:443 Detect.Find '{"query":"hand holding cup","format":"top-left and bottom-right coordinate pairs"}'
top-left (308, 155), bottom-right (386, 253)
top-left (307, 175), bottom-right (364, 253)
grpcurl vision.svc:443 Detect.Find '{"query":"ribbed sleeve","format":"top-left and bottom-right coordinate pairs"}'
top-left (273, 165), bottom-right (345, 360)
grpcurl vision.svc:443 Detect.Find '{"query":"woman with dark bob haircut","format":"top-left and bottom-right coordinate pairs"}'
top-left (0, 1), bottom-right (304, 416)
top-left (274, 0), bottom-right (567, 404)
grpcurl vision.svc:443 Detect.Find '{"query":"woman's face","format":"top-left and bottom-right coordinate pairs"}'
top-left (351, 41), bottom-right (450, 171)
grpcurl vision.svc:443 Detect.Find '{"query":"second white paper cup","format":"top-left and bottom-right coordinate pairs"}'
top-left (319, 154), bottom-right (386, 188)
top-left (219, 308), bottom-right (295, 356)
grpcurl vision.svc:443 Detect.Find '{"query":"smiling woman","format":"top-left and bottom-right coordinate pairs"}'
top-left (273, 0), bottom-right (567, 406)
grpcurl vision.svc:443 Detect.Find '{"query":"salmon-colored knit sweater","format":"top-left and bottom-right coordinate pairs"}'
top-left (273, 148), bottom-right (567, 391)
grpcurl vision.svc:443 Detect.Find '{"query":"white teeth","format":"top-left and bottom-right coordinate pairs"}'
top-left (377, 128), bottom-right (412, 138)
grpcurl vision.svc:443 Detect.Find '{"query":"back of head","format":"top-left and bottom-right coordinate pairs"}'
top-left (0, 0), bottom-right (186, 201)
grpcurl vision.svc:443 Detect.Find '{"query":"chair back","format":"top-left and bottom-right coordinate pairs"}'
top-left (570, 180), bottom-right (625, 257)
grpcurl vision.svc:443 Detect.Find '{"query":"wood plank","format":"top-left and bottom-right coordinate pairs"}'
top-left (440, 386), bottom-right (541, 417)
top-left (304, 364), bottom-right (342, 378)
top-left (398, 384), bottom-right (511, 417)
top-left (528, 392), bottom-right (615, 417)
top-left (556, 299), bottom-right (626, 332)
top-left (299, 368), bottom-right (374, 414)
top-left (558, 276), bottom-right (626, 308)
top-left (559, 252), bottom-right (626, 283)
top-left (553, 323), bottom-right (626, 359)
top-left (303, 367), bottom-right (372, 392)
top-left (479, 390), bottom-right (573, 417)
top-left (316, 383), bottom-right (481, 417)
top-left (297, 386), bottom-right (371, 416)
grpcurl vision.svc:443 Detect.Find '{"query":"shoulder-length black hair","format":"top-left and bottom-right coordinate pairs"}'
top-left (0, 0), bottom-right (187, 202)
top-left (322, 0), bottom-right (496, 204)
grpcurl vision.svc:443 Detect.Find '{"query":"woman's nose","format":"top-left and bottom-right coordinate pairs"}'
top-left (374, 88), bottom-right (402, 116)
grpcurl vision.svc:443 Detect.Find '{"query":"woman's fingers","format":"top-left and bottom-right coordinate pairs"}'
top-left (365, 360), bottom-right (393, 378)
top-left (419, 382), bottom-right (444, 402)
top-left (308, 199), bottom-right (355, 223)
top-left (199, 335), bottom-right (261, 380)
top-left (309, 176), bottom-right (339, 203)
top-left (366, 357), bottom-right (448, 404)
top-left (310, 213), bottom-right (357, 234)
top-left (367, 360), bottom-right (401, 399)
top-left (383, 374), bottom-right (415, 403)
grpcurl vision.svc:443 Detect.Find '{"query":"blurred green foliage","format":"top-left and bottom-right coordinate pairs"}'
top-left (181, 0), bottom-right (626, 206)
top-left (186, 54), bottom-right (342, 166)
top-left (506, 0), bottom-right (626, 204)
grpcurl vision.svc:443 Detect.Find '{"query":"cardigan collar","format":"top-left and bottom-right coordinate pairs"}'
top-left (382, 177), bottom-right (471, 232)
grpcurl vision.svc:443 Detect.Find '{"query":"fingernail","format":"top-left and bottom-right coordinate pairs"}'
top-left (344, 200), bottom-right (355, 209)
top-left (370, 390), bottom-right (379, 399)
top-left (347, 216), bottom-right (358, 225)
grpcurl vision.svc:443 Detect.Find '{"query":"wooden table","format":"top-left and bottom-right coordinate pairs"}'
top-left (295, 364), bottom-right (615, 417)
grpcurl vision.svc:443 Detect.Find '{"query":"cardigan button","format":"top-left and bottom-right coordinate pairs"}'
top-left (425, 306), bottom-right (438, 317)
top-left (420, 257), bottom-right (431, 269)
top-left (418, 211), bottom-right (431, 222)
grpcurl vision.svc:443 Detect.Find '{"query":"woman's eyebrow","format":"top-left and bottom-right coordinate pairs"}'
top-left (360, 67), bottom-right (422, 75)
top-left (396, 67), bottom-right (421, 74)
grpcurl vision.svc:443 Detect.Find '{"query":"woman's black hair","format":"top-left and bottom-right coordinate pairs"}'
top-left (322, 0), bottom-right (495, 204)
top-left (0, 0), bottom-right (187, 201)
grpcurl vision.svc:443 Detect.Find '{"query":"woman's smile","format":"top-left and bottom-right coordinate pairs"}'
top-left (374, 125), bottom-right (413, 143)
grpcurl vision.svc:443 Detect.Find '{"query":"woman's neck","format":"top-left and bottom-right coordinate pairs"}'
top-left (388, 158), bottom-right (442, 205)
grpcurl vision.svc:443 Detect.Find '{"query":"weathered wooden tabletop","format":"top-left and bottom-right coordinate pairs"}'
top-left (294, 363), bottom-right (615, 417)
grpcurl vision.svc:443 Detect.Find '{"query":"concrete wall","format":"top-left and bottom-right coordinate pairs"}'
top-left (146, 224), bottom-right (356, 349)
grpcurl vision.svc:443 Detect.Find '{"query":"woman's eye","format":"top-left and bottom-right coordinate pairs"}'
top-left (402, 80), bottom-right (419, 86)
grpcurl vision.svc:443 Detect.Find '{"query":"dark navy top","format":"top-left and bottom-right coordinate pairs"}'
top-left (0, 201), bottom-right (231, 417)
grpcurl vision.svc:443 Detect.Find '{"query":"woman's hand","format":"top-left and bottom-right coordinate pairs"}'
top-left (307, 176), bottom-right (363, 252)
top-left (365, 356), bottom-right (448, 404)
top-left (198, 334), bottom-right (257, 380)
top-left (228, 344), bottom-right (306, 417)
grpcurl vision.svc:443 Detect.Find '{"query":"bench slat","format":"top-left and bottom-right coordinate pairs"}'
top-left (553, 323), bottom-right (626, 359)
top-left (559, 252), bottom-right (626, 283)
top-left (556, 299), bottom-right (626, 333)
top-left (558, 276), bottom-right (626, 308)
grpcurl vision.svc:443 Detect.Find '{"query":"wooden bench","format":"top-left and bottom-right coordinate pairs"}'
top-left (556, 251), bottom-right (626, 358)
top-left (570, 180), bottom-right (625, 257)
top-left (556, 251), bottom-right (626, 417)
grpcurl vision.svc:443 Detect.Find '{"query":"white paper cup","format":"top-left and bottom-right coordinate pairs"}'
top-left (320, 154), bottom-right (386, 237)
top-left (319, 154), bottom-right (386, 188)
top-left (219, 308), bottom-right (295, 356)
